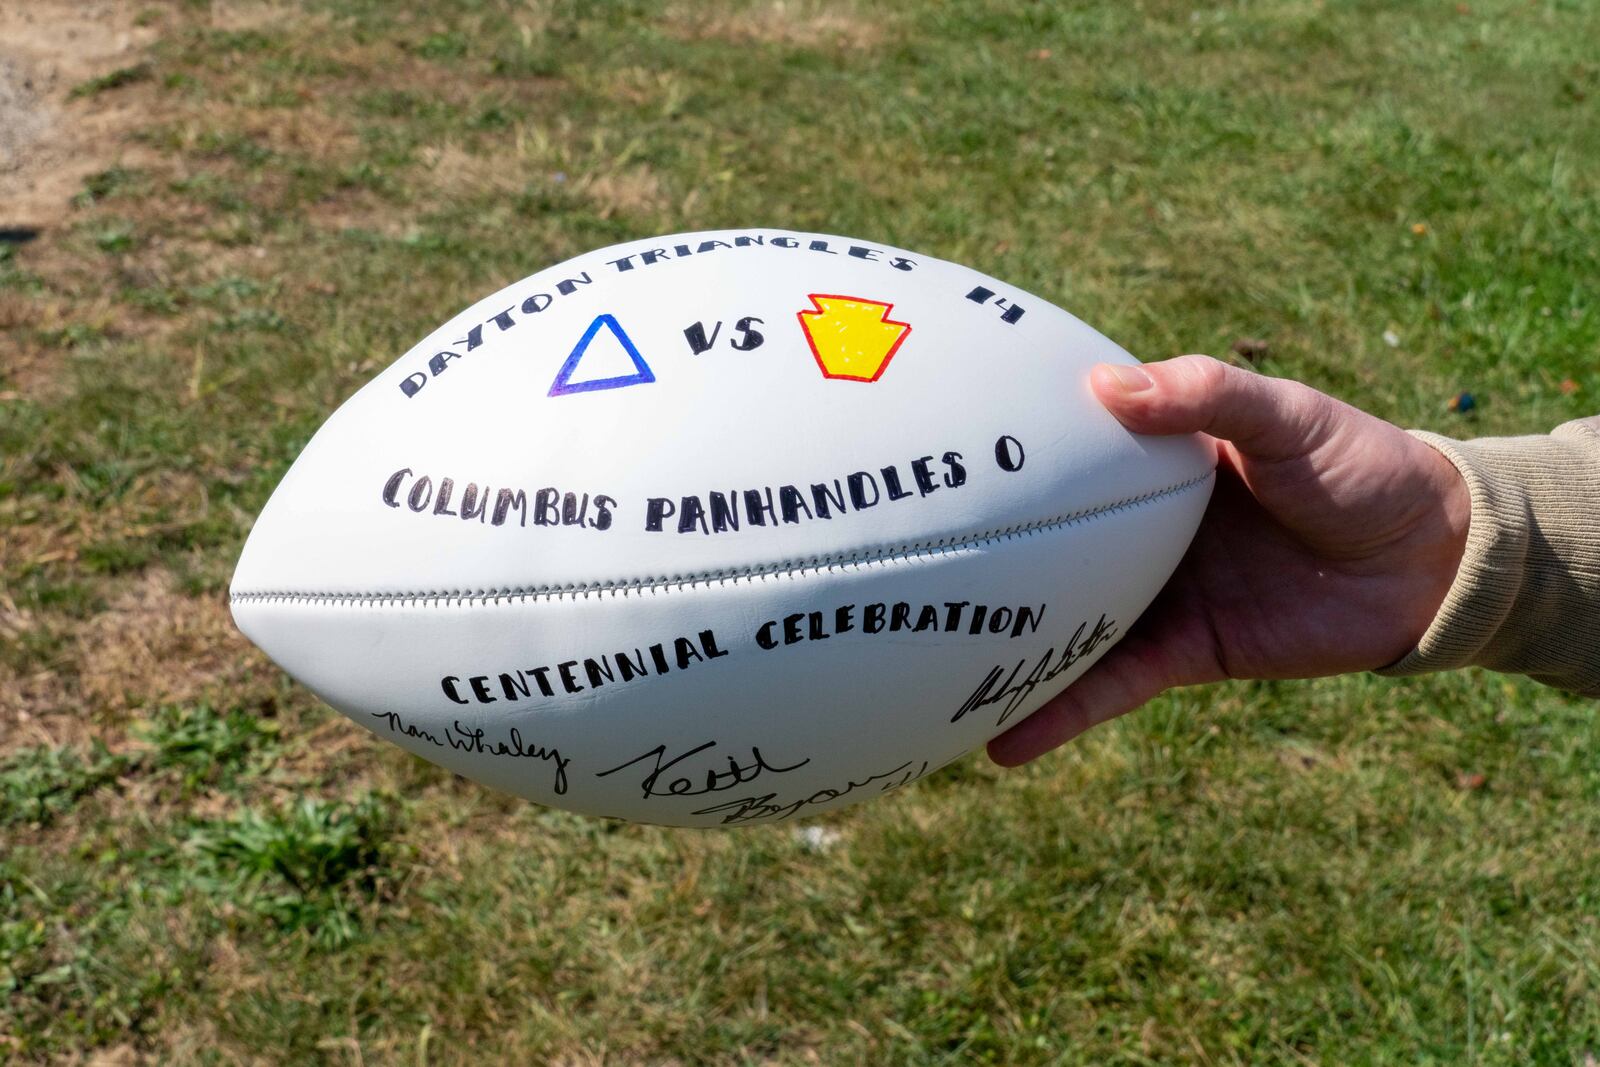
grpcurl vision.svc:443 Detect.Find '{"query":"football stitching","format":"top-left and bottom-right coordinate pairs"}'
top-left (230, 471), bottom-right (1213, 607)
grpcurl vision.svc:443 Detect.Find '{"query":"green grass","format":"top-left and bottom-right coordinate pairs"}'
top-left (68, 63), bottom-right (153, 100)
top-left (2, 0), bottom-right (1598, 1062)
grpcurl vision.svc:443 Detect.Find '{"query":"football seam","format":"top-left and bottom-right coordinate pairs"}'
top-left (230, 470), bottom-right (1213, 607)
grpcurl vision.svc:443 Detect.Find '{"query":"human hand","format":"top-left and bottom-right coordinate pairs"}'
top-left (988, 355), bottom-right (1472, 766)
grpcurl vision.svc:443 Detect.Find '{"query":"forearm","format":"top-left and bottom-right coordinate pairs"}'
top-left (1377, 416), bottom-right (1600, 696)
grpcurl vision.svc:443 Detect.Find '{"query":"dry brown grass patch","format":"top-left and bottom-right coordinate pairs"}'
top-left (418, 141), bottom-right (534, 200)
top-left (0, 288), bottom-right (137, 398)
top-left (663, 1), bottom-right (890, 51)
top-left (202, 0), bottom-right (302, 34)
top-left (418, 134), bottom-right (666, 219)
top-left (576, 165), bottom-right (667, 219)
top-left (0, 569), bottom-right (266, 757)
top-left (239, 104), bottom-right (358, 161)
top-left (161, 100), bottom-right (359, 168)
top-left (0, 465), bottom-right (206, 573)
top-left (75, 569), bottom-right (250, 714)
top-left (0, 602), bottom-right (76, 749)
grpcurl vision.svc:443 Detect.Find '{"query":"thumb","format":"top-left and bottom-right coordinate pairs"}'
top-left (1092, 355), bottom-right (1336, 463)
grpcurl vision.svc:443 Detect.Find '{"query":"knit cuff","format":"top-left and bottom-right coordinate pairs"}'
top-left (1376, 419), bottom-right (1600, 696)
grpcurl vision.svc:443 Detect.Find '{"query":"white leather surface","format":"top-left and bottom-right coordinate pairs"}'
top-left (231, 229), bottom-right (1215, 826)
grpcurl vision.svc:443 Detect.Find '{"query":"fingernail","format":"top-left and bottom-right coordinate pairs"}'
top-left (1102, 363), bottom-right (1153, 393)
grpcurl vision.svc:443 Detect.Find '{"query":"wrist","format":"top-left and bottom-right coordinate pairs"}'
top-left (1384, 438), bottom-right (1474, 660)
top-left (1428, 445), bottom-right (1473, 615)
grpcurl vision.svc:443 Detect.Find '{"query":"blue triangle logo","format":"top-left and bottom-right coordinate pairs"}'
top-left (548, 314), bottom-right (655, 396)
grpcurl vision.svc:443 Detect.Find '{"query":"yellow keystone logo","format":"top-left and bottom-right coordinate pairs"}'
top-left (797, 294), bottom-right (911, 382)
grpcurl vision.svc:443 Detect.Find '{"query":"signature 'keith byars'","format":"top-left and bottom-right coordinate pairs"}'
top-left (952, 614), bottom-right (1120, 728)
top-left (595, 740), bottom-right (810, 801)
top-left (690, 758), bottom-right (933, 825)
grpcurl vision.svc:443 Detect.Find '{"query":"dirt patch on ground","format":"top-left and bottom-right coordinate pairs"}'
top-left (0, 0), bottom-right (164, 232)
top-left (0, 56), bottom-right (51, 182)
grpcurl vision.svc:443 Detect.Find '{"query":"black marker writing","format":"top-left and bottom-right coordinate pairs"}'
top-left (595, 741), bottom-right (809, 800)
top-left (952, 615), bottom-right (1119, 728)
top-left (368, 710), bottom-right (571, 795)
top-left (690, 759), bottom-right (930, 825)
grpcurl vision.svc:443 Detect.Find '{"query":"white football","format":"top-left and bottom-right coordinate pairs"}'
top-left (231, 229), bottom-right (1214, 827)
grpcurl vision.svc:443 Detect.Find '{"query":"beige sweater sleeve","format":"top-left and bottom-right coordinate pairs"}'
top-left (1376, 416), bottom-right (1600, 696)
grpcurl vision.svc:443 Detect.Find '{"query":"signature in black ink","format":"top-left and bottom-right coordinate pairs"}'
top-left (951, 614), bottom-right (1119, 728)
top-left (690, 758), bottom-right (930, 825)
top-left (595, 741), bottom-right (809, 800)
top-left (368, 710), bottom-right (571, 795)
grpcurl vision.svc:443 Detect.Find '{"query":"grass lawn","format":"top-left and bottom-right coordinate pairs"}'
top-left (3, 0), bottom-right (1599, 1062)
